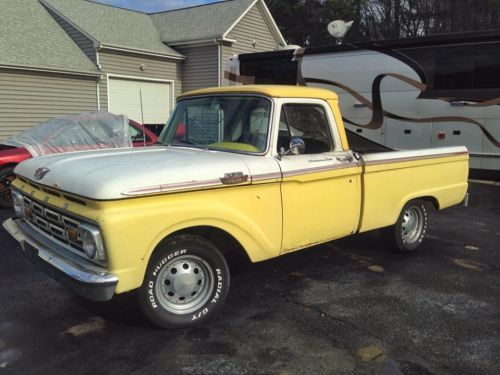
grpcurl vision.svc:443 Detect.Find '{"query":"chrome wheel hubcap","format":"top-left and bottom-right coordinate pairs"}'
top-left (401, 206), bottom-right (424, 243)
top-left (156, 255), bottom-right (214, 315)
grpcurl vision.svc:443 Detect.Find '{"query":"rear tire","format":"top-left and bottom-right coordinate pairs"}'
top-left (0, 167), bottom-right (16, 209)
top-left (138, 234), bottom-right (230, 329)
top-left (381, 199), bottom-right (429, 253)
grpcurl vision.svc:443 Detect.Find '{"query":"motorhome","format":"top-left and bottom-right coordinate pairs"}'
top-left (225, 30), bottom-right (500, 175)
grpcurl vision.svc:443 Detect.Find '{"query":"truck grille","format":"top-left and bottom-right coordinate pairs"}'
top-left (22, 195), bottom-right (85, 253)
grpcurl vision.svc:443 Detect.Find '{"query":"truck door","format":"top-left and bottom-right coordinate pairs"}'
top-left (275, 99), bottom-right (362, 254)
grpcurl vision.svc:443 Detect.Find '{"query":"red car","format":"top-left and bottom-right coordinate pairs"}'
top-left (0, 119), bottom-right (157, 207)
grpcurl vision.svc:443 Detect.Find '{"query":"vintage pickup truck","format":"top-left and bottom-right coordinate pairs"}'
top-left (3, 85), bottom-right (469, 329)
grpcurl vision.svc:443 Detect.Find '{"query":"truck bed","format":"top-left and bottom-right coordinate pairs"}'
top-left (345, 129), bottom-right (393, 154)
top-left (358, 146), bottom-right (469, 232)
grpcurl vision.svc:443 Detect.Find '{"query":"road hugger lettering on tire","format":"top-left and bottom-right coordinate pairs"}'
top-left (211, 269), bottom-right (223, 304)
top-left (148, 281), bottom-right (157, 308)
top-left (152, 249), bottom-right (187, 277)
top-left (138, 235), bottom-right (230, 329)
top-left (192, 308), bottom-right (209, 321)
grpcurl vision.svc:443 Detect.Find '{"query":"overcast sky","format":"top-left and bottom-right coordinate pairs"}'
top-left (95, 0), bottom-right (222, 12)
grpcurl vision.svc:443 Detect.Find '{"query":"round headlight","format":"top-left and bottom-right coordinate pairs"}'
top-left (78, 223), bottom-right (104, 261)
top-left (12, 190), bottom-right (24, 218)
top-left (81, 230), bottom-right (97, 259)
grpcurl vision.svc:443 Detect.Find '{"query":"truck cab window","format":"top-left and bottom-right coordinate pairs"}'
top-left (278, 104), bottom-right (333, 154)
top-left (161, 96), bottom-right (271, 153)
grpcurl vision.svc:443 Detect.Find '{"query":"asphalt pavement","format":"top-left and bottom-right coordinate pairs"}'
top-left (0, 182), bottom-right (498, 375)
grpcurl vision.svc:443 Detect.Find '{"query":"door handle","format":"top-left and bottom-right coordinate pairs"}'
top-left (336, 155), bottom-right (354, 163)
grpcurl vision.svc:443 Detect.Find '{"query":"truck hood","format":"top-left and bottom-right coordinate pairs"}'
top-left (14, 146), bottom-right (254, 200)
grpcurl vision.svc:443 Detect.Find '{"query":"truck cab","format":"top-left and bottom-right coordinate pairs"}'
top-left (163, 85), bottom-right (362, 253)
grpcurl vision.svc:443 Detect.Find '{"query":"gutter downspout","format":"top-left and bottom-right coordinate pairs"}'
top-left (96, 78), bottom-right (101, 110)
top-left (95, 45), bottom-right (102, 110)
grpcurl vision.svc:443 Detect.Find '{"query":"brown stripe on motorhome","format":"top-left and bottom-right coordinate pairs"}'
top-left (223, 71), bottom-right (255, 84)
top-left (304, 75), bottom-right (500, 148)
top-left (292, 48), bottom-right (305, 61)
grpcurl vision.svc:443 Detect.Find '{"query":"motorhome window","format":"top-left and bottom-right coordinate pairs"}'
top-left (160, 96), bottom-right (271, 153)
top-left (474, 44), bottom-right (500, 89)
top-left (434, 46), bottom-right (474, 90)
top-left (434, 44), bottom-right (500, 90)
top-left (278, 104), bottom-right (333, 154)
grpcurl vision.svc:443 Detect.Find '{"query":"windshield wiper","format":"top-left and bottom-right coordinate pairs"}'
top-left (171, 139), bottom-right (209, 150)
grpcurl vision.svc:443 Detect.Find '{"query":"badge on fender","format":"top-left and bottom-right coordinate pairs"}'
top-left (220, 172), bottom-right (248, 185)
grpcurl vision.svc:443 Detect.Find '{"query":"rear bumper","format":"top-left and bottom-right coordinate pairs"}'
top-left (3, 218), bottom-right (118, 301)
top-left (462, 192), bottom-right (470, 207)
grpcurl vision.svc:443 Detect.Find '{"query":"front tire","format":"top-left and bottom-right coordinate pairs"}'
top-left (381, 199), bottom-right (429, 253)
top-left (138, 234), bottom-right (230, 329)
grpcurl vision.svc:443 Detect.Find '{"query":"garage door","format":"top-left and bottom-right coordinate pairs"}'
top-left (108, 78), bottom-right (172, 125)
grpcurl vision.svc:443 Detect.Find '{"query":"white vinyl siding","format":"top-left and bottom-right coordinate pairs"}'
top-left (108, 78), bottom-right (172, 124)
top-left (0, 69), bottom-right (98, 139)
top-left (176, 45), bottom-right (219, 93)
top-left (99, 50), bottom-right (182, 111)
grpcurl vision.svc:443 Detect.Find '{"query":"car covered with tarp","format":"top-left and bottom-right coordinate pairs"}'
top-left (0, 111), bottom-right (157, 207)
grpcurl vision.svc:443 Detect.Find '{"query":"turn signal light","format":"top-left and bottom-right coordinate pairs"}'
top-left (67, 227), bottom-right (79, 242)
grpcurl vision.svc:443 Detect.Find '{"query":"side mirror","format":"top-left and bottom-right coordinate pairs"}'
top-left (279, 136), bottom-right (305, 159)
top-left (289, 137), bottom-right (305, 155)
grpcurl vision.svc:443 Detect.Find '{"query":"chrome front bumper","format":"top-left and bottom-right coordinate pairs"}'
top-left (3, 218), bottom-right (118, 301)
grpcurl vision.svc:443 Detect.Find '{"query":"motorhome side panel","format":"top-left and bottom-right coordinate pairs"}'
top-left (232, 33), bottom-right (500, 172)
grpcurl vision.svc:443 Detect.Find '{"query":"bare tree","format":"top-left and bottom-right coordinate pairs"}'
top-left (265, 0), bottom-right (500, 45)
top-left (362, 0), bottom-right (500, 40)
top-left (431, 0), bottom-right (500, 34)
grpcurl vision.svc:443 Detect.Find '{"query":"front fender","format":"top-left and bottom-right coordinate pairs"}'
top-left (98, 183), bottom-right (282, 293)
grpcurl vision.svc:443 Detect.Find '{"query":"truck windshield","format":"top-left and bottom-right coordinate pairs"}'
top-left (159, 95), bottom-right (271, 153)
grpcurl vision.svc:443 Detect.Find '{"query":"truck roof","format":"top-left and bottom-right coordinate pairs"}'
top-left (180, 85), bottom-right (338, 100)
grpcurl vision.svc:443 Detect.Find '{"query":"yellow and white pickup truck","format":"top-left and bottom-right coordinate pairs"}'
top-left (3, 85), bottom-right (468, 329)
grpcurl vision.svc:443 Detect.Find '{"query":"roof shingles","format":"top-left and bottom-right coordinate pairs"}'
top-left (0, 0), bottom-right (268, 73)
top-left (150, 0), bottom-right (255, 44)
top-left (0, 0), bottom-right (99, 74)
top-left (44, 0), bottom-right (183, 57)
